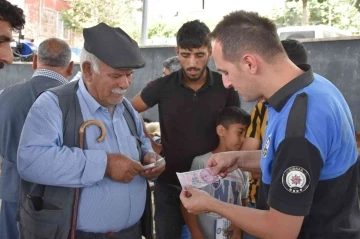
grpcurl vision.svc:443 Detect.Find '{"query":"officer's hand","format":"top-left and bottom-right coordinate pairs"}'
top-left (180, 186), bottom-right (215, 214)
top-left (206, 152), bottom-right (240, 178)
top-left (105, 153), bottom-right (143, 183)
top-left (141, 152), bottom-right (165, 179)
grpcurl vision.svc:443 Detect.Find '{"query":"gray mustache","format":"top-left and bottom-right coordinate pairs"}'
top-left (111, 88), bottom-right (127, 95)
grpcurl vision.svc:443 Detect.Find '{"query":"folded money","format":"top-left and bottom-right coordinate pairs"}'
top-left (176, 168), bottom-right (220, 189)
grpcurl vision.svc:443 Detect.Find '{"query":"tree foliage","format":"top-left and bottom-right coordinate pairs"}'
top-left (61, 0), bottom-right (138, 31)
top-left (269, 0), bottom-right (360, 34)
top-left (148, 23), bottom-right (177, 39)
top-left (286, 0), bottom-right (327, 25)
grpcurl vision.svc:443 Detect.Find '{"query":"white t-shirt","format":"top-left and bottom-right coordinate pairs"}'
top-left (191, 152), bottom-right (249, 239)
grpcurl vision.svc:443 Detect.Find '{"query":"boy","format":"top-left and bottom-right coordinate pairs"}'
top-left (183, 106), bottom-right (250, 239)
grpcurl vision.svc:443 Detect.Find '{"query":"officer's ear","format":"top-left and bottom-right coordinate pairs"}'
top-left (242, 54), bottom-right (258, 75)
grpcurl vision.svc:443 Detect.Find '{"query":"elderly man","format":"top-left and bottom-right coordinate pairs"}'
top-left (0, 0), bottom-right (25, 70)
top-left (17, 23), bottom-right (164, 239)
top-left (0, 38), bottom-right (73, 239)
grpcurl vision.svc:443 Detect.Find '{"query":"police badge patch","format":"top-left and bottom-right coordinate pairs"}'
top-left (282, 166), bottom-right (311, 193)
top-left (262, 135), bottom-right (271, 157)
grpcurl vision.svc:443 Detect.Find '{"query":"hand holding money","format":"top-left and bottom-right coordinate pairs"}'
top-left (180, 186), bottom-right (215, 214)
top-left (207, 151), bottom-right (262, 177)
top-left (206, 152), bottom-right (241, 178)
top-left (176, 168), bottom-right (220, 189)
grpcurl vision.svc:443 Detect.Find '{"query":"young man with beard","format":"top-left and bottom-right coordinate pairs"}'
top-left (131, 20), bottom-right (240, 239)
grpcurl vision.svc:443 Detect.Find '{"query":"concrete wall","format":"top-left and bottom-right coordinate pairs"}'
top-left (1, 38), bottom-right (360, 130)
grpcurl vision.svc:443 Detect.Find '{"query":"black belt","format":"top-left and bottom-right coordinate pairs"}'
top-left (75, 220), bottom-right (141, 239)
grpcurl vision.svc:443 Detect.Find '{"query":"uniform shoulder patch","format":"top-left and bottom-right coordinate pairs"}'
top-left (282, 166), bottom-right (311, 193)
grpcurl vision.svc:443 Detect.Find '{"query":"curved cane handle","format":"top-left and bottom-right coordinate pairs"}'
top-left (78, 120), bottom-right (107, 148)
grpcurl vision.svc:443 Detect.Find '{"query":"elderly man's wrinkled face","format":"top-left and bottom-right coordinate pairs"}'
top-left (0, 20), bottom-right (14, 69)
top-left (83, 60), bottom-right (133, 107)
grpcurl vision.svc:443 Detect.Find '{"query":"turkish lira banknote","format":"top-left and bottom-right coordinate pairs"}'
top-left (176, 168), bottom-right (220, 189)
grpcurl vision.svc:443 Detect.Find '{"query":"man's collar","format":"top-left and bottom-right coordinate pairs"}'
top-left (78, 78), bottom-right (102, 115)
top-left (177, 67), bottom-right (214, 87)
top-left (267, 64), bottom-right (314, 112)
top-left (32, 69), bottom-right (68, 85)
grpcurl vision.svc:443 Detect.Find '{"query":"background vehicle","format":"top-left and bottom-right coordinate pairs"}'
top-left (277, 25), bottom-right (352, 40)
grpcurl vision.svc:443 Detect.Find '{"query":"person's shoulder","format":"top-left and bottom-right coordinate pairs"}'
top-left (144, 72), bottom-right (178, 90)
top-left (1, 80), bottom-right (30, 95)
top-left (192, 152), bottom-right (212, 169)
top-left (209, 70), bottom-right (223, 86)
top-left (194, 152), bottom-right (212, 161)
top-left (299, 73), bottom-right (346, 118)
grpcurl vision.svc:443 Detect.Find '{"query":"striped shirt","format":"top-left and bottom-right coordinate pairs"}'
top-left (18, 78), bottom-right (154, 233)
top-left (246, 101), bottom-right (268, 141)
top-left (245, 101), bottom-right (268, 204)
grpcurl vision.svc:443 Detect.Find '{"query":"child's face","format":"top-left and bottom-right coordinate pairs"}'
top-left (222, 123), bottom-right (248, 151)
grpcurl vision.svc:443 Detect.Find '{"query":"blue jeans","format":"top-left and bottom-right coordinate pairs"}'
top-left (154, 181), bottom-right (191, 239)
top-left (242, 202), bottom-right (258, 239)
top-left (0, 200), bottom-right (19, 239)
top-left (181, 225), bottom-right (191, 239)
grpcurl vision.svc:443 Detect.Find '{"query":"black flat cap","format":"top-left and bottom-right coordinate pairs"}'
top-left (83, 22), bottom-right (146, 69)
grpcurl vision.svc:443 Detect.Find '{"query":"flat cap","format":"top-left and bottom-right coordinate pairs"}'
top-left (83, 22), bottom-right (146, 69)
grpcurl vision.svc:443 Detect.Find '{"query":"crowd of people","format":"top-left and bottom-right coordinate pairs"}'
top-left (0, 0), bottom-right (359, 239)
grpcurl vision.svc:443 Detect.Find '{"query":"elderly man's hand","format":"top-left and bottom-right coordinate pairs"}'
top-left (141, 152), bottom-right (165, 179)
top-left (180, 186), bottom-right (216, 214)
top-left (105, 154), bottom-right (143, 183)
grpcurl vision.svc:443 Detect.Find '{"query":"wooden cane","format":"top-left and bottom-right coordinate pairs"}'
top-left (70, 120), bottom-right (107, 239)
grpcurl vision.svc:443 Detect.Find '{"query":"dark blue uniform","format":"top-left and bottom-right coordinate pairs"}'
top-left (260, 65), bottom-right (360, 238)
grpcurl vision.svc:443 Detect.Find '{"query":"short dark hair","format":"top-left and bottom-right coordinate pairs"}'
top-left (216, 106), bottom-right (251, 129)
top-left (37, 38), bottom-right (72, 67)
top-left (163, 56), bottom-right (181, 73)
top-left (281, 39), bottom-right (308, 65)
top-left (209, 11), bottom-right (284, 63)
top-left (176, 20), bottom-right (211, 50)
top-left (0, 0), bottom-right (25, 32)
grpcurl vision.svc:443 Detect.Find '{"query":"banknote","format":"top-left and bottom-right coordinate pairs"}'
top-left (176, 168), bottom-right (220, 189)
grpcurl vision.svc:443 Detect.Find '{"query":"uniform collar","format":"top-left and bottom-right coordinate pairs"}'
top-left (268, 64), bottom-right (314, 112)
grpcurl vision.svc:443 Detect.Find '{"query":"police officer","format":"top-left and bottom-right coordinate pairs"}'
top-left (180, 10), bottom-right (360, 239)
